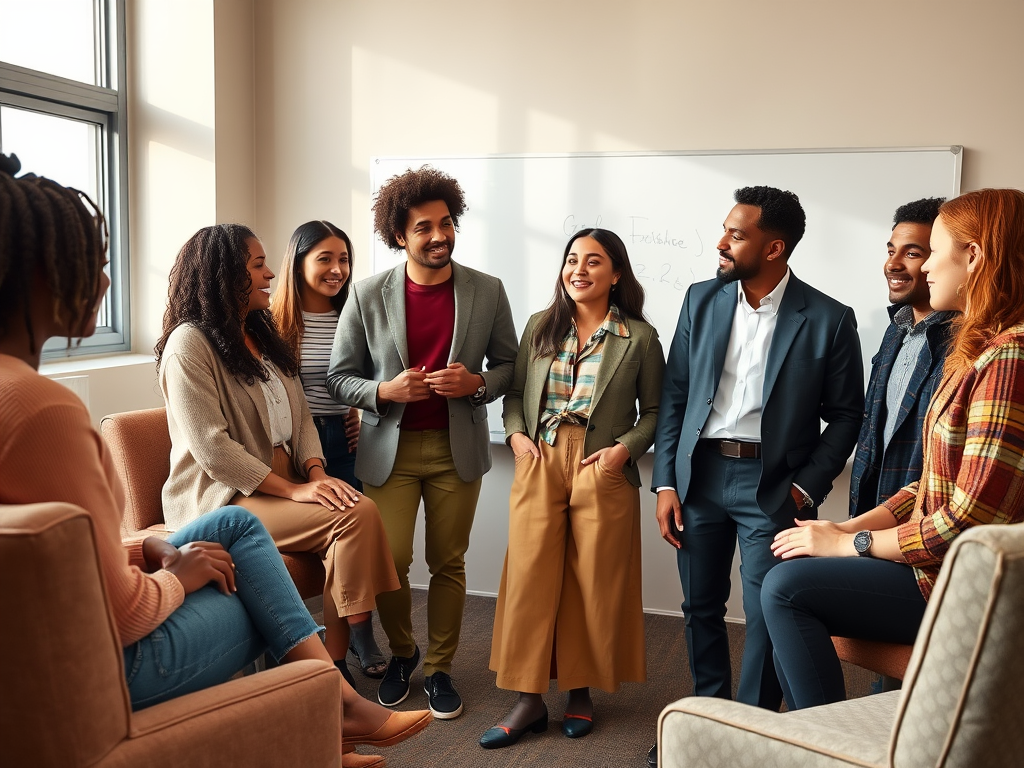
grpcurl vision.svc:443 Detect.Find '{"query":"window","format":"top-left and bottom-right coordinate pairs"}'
top-left (0, 0), bottom-right (129, 356)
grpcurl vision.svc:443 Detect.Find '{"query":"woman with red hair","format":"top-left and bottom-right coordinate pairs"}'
top-left (762, 188), bottom-right (1024, 710)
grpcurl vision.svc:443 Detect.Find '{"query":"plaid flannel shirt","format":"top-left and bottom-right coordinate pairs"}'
top-left (883, 325), bottom-right (1024, 599)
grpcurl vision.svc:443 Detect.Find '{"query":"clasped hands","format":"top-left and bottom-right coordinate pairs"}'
top-left (143, 536), bottom-right (236, 596)
top-left (379, 363), bottom-right (483, 403)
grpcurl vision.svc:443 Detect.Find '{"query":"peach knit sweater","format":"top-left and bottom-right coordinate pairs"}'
top-left (0, 354), bottom-right (184, 645)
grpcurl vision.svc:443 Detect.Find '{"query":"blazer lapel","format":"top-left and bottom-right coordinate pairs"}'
top-left (381, 264), bottom-right (410, 368)
top-left (591, 331), bottom-right (629, 412)
top-left (449, 262), bottom-right (475, 362)
top-left (524, 352), bottom-right (555, 434)
top-left (712, 283), bottom-right (735, 383)
top-left (762, 276), bottom-right (807, 400)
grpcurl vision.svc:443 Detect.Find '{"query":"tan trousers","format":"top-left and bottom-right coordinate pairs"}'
top-left (233, 448), bottom-right (400, 623)
top-left (364, 430), bottom-right (482, 677)
top-left (489, 425), bottom-right (646, 693)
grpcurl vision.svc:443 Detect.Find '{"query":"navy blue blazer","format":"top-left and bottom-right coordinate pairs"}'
top-left (848, 307), bottom-right (955, 517)
top-left (652, 272), bottom-right (864, 524)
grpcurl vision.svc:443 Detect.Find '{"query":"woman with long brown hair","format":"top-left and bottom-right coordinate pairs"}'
top-left (482, 228), bottom-right (664, 747)
top-left (762, 188), bottom-right (1024, 710)
top-left (271, 220), bottom-right (387, 678)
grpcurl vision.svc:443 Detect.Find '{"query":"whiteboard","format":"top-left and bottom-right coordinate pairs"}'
top-left (370, 148), bottom-right (962, 435)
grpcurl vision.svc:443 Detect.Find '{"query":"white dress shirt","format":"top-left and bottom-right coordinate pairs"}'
top-left (703, 269), bottom-right (791, 440)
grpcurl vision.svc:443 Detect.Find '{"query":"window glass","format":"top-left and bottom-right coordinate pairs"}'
top-left (0, 0), bottom-right (99, 86)
top-left (0, 105), bottom-right (100, 203)
top-left (0, 105), bottom-right (111, 329)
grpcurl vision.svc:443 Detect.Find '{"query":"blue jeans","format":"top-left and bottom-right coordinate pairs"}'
top-left (761, 556), bottom-right (926, 710)
top-left (314, 413), bottom-right (362, 491)
top-left (122, 506), bottom-right (323, 710)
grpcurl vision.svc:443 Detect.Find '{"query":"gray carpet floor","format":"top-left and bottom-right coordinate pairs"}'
top-left (339, 590), bottom-right (877, 768)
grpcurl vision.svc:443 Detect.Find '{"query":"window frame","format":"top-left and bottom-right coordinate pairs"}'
top-left (0, 0), bottom-right (130, 357)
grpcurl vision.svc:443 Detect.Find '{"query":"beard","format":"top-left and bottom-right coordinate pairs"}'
top-left (716, 256), bottom-right (759, 284)
top-left (409, 239), bottom-right (454, 270)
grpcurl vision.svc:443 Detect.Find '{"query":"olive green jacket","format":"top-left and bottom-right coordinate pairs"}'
top-left (502, 311), bottom-right (664, 488)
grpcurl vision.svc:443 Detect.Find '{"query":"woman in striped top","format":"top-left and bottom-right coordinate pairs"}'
top-left (272, 220), bottom-right (388, 678)
top-left (762, 188), bottom-right (1024, 710)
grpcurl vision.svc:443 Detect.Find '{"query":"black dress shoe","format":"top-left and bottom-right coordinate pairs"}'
top-left (561, 713), bottom-right (593, 738)
top-left (647, 742), bottom-right (658, 766)
top-left (479, 710), bottom-right (549, 749)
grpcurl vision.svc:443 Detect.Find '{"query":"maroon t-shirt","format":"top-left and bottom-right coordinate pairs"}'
top-left (401, 273), bottom-right (455, 430)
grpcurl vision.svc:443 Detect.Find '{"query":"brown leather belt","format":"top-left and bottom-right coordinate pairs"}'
top-left (702, 438), bottom-right (761, 459)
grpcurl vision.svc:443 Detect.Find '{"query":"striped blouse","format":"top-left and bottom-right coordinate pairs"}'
top-left (299, 310), bottom-right (348, 417)
top-left (883, 324), bottom-right (1024, 599)
top-left (538, 304), bottom-right (629, 446)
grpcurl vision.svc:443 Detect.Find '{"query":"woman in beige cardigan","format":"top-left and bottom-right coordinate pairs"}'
top-left (156, 225), bottom-right (402, 696)
top-left (482, 228), bottom-right (665, 748)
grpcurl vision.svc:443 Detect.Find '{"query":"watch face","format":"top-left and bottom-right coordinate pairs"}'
top-left (854, 530), bottom-right (872, 555)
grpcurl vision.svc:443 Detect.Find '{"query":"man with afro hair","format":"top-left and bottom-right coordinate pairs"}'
top-left (648, 186), bottom-right (863, 763)
top-left (328, 166), bottom-right (518, 720)
top-left (849, 198), bottom-right (955, 518)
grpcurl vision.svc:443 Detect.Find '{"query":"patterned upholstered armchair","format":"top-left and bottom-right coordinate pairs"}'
top-left (657, 522), bottom-right (1024, 768)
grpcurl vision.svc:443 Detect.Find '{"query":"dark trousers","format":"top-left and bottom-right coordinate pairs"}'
top-left (761, 555), bottom-right (926, 710)
top-left (313, 413), bottom-right (362, 492)
top-left (677, 443), bottom-right (787, 709)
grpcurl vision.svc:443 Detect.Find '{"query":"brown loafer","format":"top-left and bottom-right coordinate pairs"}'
top-left (342, 749), bottom-right (385, 768)
top-left (343, 709), bottom-right (433, 748)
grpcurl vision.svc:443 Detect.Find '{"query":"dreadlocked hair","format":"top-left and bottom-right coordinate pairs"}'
top-left (154, 224), bottom-right (298, 384)
top-left (372, 165), bottom-right (467, 251)
top-left (0, 152), bottom-right (108, 353)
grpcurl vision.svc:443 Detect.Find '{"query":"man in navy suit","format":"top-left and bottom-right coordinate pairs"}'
top-left (649, 187), bottom-right (863, 763)
top-left (849, 198), bottom-right (955, 519)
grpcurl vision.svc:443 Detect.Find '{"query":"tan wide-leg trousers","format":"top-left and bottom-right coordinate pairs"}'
top-left (489, 425), bottom-right (646, 693)
top-left (233, 448), bottom-right (400, 622)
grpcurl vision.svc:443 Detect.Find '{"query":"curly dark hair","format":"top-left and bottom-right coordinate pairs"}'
top-left (532, 228), bottom-right (648, 359)
top-left (372, 165), bottom-right (467, 251)
top-left (734, 185), bottom-right (806, 257)
top-left (0, 152), bottom-right (107, 354)
top-left (154, 224), bottom-right (298, 383)
top-left (893, 197), bottom-right (945, 229)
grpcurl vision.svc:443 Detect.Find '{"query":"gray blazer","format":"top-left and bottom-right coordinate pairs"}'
top-left (503, 311), bottom-right (665, 488)
top-left (159, 324), bottom-right (324, 531)
top-left (327, 261), bottom-right (519, 486)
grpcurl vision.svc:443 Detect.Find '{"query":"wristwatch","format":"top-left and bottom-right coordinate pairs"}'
top-left (853, 530), bottom-right (873, 557)
top-left (470, 381), bottom-right (487, 403)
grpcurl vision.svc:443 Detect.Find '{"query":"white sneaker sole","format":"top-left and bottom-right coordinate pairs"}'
top-left (426, 700), bottom-right (463, 720)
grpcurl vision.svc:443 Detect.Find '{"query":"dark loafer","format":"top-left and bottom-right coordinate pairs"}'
top-left (479, 710), bottom-right (549, 749)
top-left (561, 713), bottom-right (593, 738)
top-left (647, 742), bottom-right (658, 766)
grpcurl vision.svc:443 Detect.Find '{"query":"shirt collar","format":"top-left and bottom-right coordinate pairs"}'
top-left (887, 304), bottom-right (957, 332)
top-left (736, 267), bottom-right (791, 316)
top-left (569, 303), bottom-right (631, 342)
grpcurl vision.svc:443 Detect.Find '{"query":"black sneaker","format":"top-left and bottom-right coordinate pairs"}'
top-left (377, 646), bottom-right (420, 707)
top-left (423, 671), bottom-right (463, 719)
